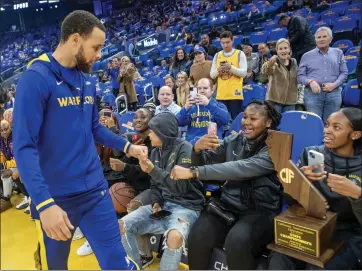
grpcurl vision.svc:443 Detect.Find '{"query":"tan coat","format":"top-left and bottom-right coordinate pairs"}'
top-left (189, 60), bottom-right (213, 85)
top-left (117, 64), bottom-right (138, 103)
top-left (262, 58), bottom-right (298, 105)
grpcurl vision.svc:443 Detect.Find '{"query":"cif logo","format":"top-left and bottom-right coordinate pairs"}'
top-left (214, 262), bottom-right (228, 270)
top-left (280, 168), bottom-right (294, 184)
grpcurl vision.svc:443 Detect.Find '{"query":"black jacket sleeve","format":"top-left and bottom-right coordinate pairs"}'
top-left (191, 136), bottom-right (230, 166)
top-left (288, 17), bottom-right (306, 45)
top-left (197, 146), bottom-right (275, 182)
top-left (349, 198), bottom-right (362, 227)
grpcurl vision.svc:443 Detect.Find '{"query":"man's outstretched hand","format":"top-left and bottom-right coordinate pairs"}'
top-left (128, 144), bottom-right (148, 162)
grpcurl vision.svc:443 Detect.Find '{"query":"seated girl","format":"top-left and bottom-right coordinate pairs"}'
top-left (268, 107), bottom-right (362, 270)
top-left (171, 100), bottom-right (283, 270)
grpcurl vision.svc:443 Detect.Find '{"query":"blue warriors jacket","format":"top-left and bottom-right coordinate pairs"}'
top-left (13, 53), bottom-right (132, 213)
top-left (177, 98), bottom-right (231, 142)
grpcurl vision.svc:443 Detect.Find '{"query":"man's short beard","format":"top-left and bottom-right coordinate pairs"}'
top-left (75, 46), bottom-right (92, 73)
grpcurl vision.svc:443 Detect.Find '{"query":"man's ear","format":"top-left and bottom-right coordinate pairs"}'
top-left (70, 33), bottom-right (82, 46)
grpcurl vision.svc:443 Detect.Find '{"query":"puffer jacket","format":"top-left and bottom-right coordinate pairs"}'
top-left (192, 133), bottom-right (282, 215)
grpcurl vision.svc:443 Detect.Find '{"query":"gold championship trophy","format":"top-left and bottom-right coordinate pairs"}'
top-left (266, 131), bottom-right (343, 268)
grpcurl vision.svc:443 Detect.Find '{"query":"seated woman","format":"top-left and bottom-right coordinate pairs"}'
top-left (268, 107), bottom-right (362, 270)
top-left (176, 71), bottom-right (192, 108)
top-left (171, 100), bottom-right (283, 270)
top-left (0, 119), bottom-right (29, 212)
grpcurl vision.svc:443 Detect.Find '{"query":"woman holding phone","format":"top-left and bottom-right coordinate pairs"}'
top-left (262, 38), bottom-right (298, 113)
top-left (172, 100), bottom-right (282, 270)
top-left (269, 107), bottom-right (362, 270)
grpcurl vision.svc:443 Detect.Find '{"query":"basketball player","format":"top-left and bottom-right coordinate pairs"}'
top-left (13, 10), bottom-right (145, 270)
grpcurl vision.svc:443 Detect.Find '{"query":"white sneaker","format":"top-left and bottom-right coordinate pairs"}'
top-left (16, 196), bottom-right (29, 210)
top-left (77, 241), bottom-right (93, 256)
top-left (72, 227), bottom-right (84, 241)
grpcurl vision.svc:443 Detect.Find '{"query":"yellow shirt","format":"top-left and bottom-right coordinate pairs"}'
top-left (0, 152), bottom-right (16, 169)
top-left (216, 50), bottom-right (244, 100)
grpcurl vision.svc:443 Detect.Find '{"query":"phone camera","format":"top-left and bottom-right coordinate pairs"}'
top-left (309, 152), bottom-right (315, 159)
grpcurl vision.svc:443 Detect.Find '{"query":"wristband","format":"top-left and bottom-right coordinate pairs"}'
top-left (190, 166), bottom-right (199, 179)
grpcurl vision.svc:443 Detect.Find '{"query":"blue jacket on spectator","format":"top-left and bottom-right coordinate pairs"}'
top-left (13, 53), bottom-right (131, 213)
top-left (108, 67), bottom-right (120, 89)
top-left (177, 98), bottom-right (231, 142)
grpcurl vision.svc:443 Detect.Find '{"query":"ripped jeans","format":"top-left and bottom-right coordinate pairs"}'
top-left (120, 201), bottom-right (200, 270)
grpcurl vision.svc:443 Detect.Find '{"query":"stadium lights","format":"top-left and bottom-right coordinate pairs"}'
top-left (0, 7), bottom-right (4, 11)
top-left (39, 1), bottom-right (48, 3)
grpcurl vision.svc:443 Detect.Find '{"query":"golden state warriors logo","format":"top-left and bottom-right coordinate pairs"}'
top-left (279, 168), bottom-right (294, 184)
top-left (220, 68), bottom-right (232, 80)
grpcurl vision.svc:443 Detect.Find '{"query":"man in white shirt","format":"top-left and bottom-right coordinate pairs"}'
top-left (155, 86), bottom-right (181, 115)
top-left (210, 31), bottom-right (247, 119)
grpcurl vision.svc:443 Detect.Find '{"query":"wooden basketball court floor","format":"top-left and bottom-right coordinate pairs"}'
top-left (1, 194), bottom-right (188, 270)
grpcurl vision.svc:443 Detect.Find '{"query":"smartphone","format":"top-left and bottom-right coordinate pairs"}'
top-left (149, 210), bottom-right (172, 220)
top-left (208, 122), bottom-right (217, 136)
top-left (190, 87), bottom-right (197, 99)
top-left (308, 150), bottom-right (324, 173)
top-left (104, 111), bottom-right (112, 117)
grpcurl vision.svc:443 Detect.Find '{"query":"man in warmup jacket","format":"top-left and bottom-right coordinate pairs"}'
top-left (13, 10), bottom-right (146, 270)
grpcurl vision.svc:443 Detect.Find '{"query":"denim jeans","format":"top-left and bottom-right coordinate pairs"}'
top-left (272, 103), bottom-right (296, 114)
top-left (121, 201), bottom-right (200, 270)
top-left (304, 87), bottom-right (342, 123)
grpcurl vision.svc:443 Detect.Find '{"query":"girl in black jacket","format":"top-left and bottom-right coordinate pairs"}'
top-left (268, 107), bottom-right (362, 270)
top-left (171, 100), bottom-right (283, 270)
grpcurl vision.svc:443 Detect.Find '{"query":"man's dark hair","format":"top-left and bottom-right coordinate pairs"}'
top-left (220, 31), bottom-right (233, 40)
top-left (60, 10), bottom-right (106, 42)
top-left (278, 14), bottom-right (289, 23)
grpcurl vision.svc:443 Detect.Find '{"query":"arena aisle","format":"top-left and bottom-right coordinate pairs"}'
top-left (1, 194), bottom-right (188, 270)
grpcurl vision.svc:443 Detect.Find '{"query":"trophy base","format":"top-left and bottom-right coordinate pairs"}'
top-left (267, 239), bottom-right (344, 268)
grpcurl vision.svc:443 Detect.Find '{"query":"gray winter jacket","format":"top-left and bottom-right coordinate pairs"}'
top-left (148, 112), bottom-right (205, 211)
top-left (192, 133), bottom-right (282, 215)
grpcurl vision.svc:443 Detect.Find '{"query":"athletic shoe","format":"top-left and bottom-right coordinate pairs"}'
top-left (141, 254), bottom-right (154, 269)
top-left (72, 227), bottom-right (84, 241)
top-left (77, 241), bottom-right (93, 256)
top-left (0, 197), bottom-right (12, 213)
top-left (24, 205), bottom-right (30, 214)
top-left (16, 196), bottom-right (29, 210)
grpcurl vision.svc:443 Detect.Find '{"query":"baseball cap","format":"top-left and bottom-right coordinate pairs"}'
top-left (194, 45), bottom-right (206, 54)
